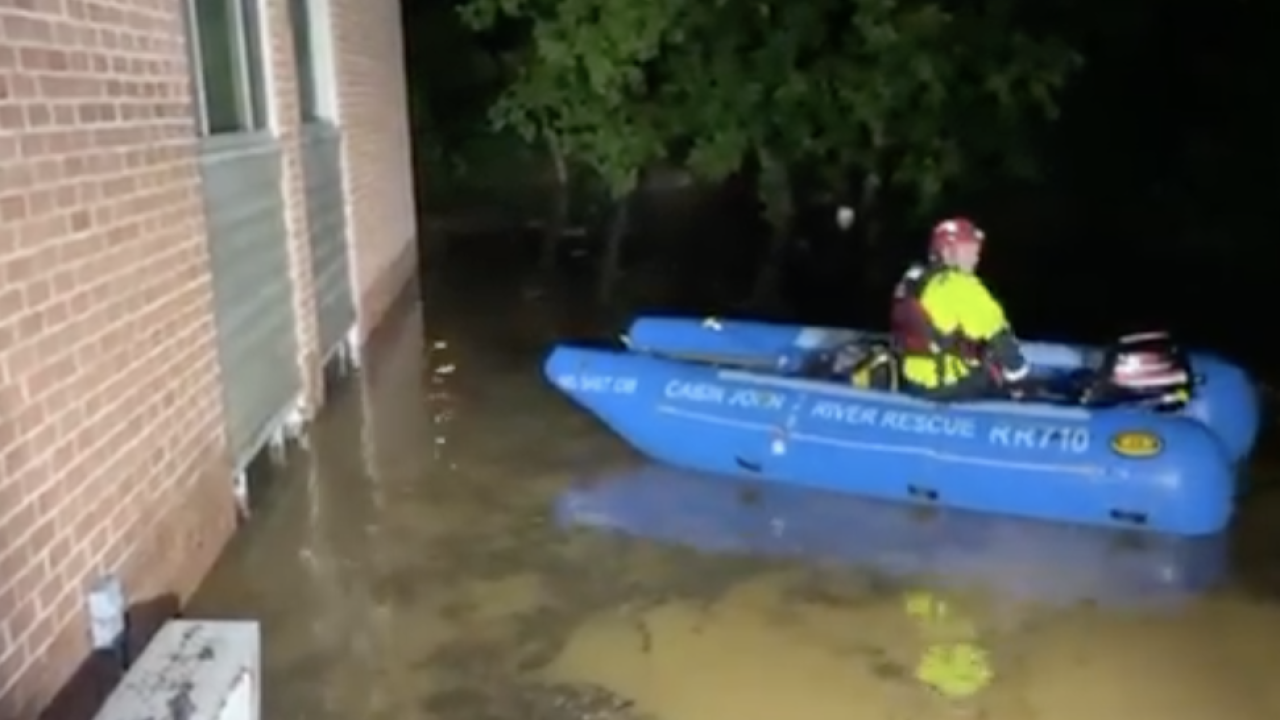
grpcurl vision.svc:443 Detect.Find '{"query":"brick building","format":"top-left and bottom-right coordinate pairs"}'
top-left (0, 0), bottom-right (416, 715)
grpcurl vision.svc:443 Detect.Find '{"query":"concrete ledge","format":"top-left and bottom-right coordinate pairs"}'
top-left (92, 621), bottom-right (260, 720)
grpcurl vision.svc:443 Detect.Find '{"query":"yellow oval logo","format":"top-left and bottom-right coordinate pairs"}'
top-left (1111, 431), bottom-right (1163, 458)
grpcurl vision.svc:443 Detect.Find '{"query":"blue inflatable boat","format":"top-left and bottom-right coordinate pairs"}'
top-left (556, 465), bottom-right (1227, 610)
top-left (545, 316), bottom-right (1260, 536)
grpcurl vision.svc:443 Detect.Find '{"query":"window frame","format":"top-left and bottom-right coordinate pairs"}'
top-left (288, 0), bottom-right (340, 126)
top-left (184, 0), bottom-right (274, 138)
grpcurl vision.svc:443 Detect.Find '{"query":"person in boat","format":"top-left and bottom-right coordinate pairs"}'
top-left (889, 217), bottom-right (1030, 400)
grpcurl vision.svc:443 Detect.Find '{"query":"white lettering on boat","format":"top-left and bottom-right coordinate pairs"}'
top-left (988, 424), bottom-right (1090, 454)
top-left (557, 374), bottom-right (638, 394)
top-left (662, 381), bottom-right (786, 410)
top-left (809, 400), bottom-right (977, 439)
top-left (809, 400), bottom-right (1091, 453)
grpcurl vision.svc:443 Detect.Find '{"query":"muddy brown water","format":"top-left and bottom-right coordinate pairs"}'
top-left (189, 258), bottom-right (1280, 720)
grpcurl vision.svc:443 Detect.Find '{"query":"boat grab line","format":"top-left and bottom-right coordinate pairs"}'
top-left (715, 370), bottom-right (1093, 421)
top-left (657, 405), bottom-right (1102, 476)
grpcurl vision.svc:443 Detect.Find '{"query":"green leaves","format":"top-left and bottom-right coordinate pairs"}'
top-left (457, 0), bottom-right (1081, 218)
top-left (458, 0), bottom-right (684, 197)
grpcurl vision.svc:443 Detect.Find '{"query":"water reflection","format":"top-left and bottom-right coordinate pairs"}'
top-left (551, 465), bottom-right (1234, 717)
top-left (556, 465), bottom-right (1228, 612)
top-left (188, 267), bottom-right (1280, 720)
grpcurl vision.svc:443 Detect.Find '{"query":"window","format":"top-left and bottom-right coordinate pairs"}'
top-left (187, 0), bottom-right (269, 135)
top-left (288, 0), bottom-right (336, 123)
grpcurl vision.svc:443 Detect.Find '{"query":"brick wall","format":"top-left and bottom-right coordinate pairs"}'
top-left (264, 0), bottom-right (324, 411)
top-left (0, 0), bottom-right (418, 714)
top-left (0, 2), bottom-right (236, 717)
top-left (261, 0), bottom-right (421, 411)
top-left (330, 0), bottom-right (418, 338)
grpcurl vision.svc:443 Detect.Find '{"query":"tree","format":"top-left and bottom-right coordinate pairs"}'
top-left (656, 0), bottom-right (1081, 298)
top-left (405, 1), bottom-right (537, 231)
top-left (459, 0), bottom-right (1080, 303)
top-left (458, 0), bottom-right (682, 300)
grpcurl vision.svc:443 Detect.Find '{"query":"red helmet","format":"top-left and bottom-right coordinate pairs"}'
top-left (930, 217), bottom-right (985, 256)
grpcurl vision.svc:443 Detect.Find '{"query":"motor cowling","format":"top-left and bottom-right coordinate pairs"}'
top-left (1095, 331), bottom-right (1195, 409)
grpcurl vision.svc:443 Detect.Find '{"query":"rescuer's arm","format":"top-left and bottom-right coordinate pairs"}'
top-left (956, 276), bottom-right (1029, 381)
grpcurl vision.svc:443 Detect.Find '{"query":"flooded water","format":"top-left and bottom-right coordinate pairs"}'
top-left (189, 252), bottom-right (1280, 720)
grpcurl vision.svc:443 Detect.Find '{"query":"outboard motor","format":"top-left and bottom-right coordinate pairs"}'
top-left (1088, 331), bottom-right (1195, 411)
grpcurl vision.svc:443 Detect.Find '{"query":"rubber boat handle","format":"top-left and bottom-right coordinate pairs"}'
top-left (735, 457), bottom-right (763, 473)
top-left (1109, 509), bottom-right (1148, 526)
top-left (907, 484), bottom-right (940, 502)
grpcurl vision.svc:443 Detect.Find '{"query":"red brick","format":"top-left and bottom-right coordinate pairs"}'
top-left (0, 0), bottom-right (231, 714)
top-left (329, 0), bottom-right (418, 339)
top-left (0, 0), bottom-right (417, 714)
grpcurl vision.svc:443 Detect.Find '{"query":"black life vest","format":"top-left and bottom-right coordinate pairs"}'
top-left (890, 263), bottom-right (940, 355)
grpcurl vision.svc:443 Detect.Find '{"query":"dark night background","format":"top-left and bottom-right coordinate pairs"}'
top-left (398, 0), bottom-right (1280, 371)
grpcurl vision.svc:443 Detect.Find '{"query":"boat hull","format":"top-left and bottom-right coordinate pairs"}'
top-left (623, 315), bottom-right (1260, 465)
top-left (545, 341), bottom-right (1237, 536)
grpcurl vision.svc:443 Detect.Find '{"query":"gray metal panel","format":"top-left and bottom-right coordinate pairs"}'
top-left (198, 134), bottom-right (301, 468)
top-left (299, 123), bottom-right (355, 357)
